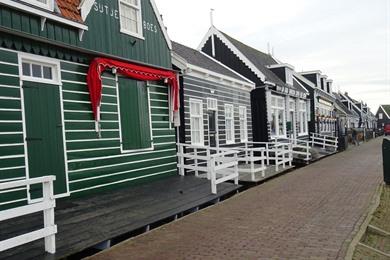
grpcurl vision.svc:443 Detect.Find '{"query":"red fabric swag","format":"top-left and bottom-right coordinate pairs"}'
top-left (87, 57), bottom-right (179, 121)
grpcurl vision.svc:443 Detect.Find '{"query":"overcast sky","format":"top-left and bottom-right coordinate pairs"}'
top-left (156, 0), bottom-right (390, 113)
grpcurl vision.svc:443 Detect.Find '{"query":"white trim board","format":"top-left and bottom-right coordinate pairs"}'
top-left (0, 0), bottom-right (88, 31)
top-left (197, 26), bottom-right (266, 82)
top-left (149, 0), bottom-right (172, 50)
top-left (380, 105), bottom-right (390, 119)
top-left (172, 51), bottom-right (255, 91)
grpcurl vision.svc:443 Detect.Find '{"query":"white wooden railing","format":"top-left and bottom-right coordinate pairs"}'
top-left (209, 151), bottom-right (239, 194)
top-left (177, 144), bottom-right (239, 194)
top-left (0, 176), bottom-right (57, 254)
top-left (310, 133), bottom-right (338, 152)
top-left (273, 142), bottom-right (293, 171)
top-left (287, 138), bottom-right (311, 162)
top-left (231, 145), bottom-right (266, 181)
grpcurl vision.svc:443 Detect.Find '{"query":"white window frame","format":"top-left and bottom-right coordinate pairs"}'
top-left (270, 95), bottom-right (287, 138)
top-left (298, 100), bottom-right (308, 136)
top-left (21, 0), bottom-right (54, 11)
top-left (239, 106), bottom-right (248, 142)
top-left (207, 98), bottom-right (218, 111)
top-left (225, 104), bottom-right (235, 144)
top-left (19, 53), bottom-right (60, 85)
top-left (285, 69), bottom-right (293, 86)
top-left (189, 99), bottom-right (204, 146)
top-left (118, 0), bottom-right (144, 39)
top-left (379, 113), bottom-right (383, 120)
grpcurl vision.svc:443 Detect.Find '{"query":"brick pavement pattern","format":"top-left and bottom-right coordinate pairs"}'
top-left (90, 138), bottom-right (383, 260)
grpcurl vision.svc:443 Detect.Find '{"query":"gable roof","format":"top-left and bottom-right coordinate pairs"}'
top-left (218, 31), bottom-right (289, 88)
top-left (379, 105), bottom-right (390, 119)
top-left (173, 41), bottom-right (249, 82)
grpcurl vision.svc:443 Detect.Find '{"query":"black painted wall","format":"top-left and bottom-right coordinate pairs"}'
top-left (269, 67), bottom-right (286, 83)
top-left (202, 36), bottom-right (263, 86)
top-left (251, 87), bottom-right (268, 142)
top-left (302, 73), bottom-right (317, 86)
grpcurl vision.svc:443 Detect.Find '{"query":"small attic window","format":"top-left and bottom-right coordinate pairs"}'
top-left (119, 0), bottom-right (144, 39)
top-left (22, 0), bottom-right (54, 11)
top-left (285, 69), bottom-right (293, 86)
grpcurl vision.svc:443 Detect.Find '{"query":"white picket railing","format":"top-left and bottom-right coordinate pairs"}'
top-left (209, 151), bottom-right (239, 194)
top-left (232, 145), bottom-right (266, 181)
top-left (287, 138), bottom-right (311, 162)
top-left (177, 144), bottom-right (239, 193)
top-left (273, 142), bottom-right (293, 171)
top-left (0, 176), bottom-right (57, 254)
top-left (310, 133), bottom-right (338, 152)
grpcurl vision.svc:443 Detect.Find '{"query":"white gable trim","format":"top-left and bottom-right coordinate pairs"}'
top-left (172, 51), bottom-right (254, 91)
top-left (197, 26), bottom-right (266, 82)
top-left (380, 105), bottom-right (390, 119)
top-left (78, 0), bottom-right (95, 21)
top-left (149, 0), bottom-right (172, 50)
top-left (1, 0), bottom-right (88, 31)
top-left (293, 76), bottom-right (309, 94)
top-left (293, 72), bottom-right (316, 89)
top-left (198, 51), bottom-right (255, 86)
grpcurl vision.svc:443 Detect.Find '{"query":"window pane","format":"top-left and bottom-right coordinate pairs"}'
top-left (22, 62), bottom-right (31, 76)
top-left (42, 66), bottom-right (52, 79)
top-left (278, 109), bottom-right (284, 135)
top-left (271, 109), bottom-right (276, 136)
top-left (32, 64), bottom-right (42, 78)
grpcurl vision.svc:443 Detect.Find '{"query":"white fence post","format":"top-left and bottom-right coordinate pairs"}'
top-left (234, 153), bottom-right (239, 185)
top-left (194, 147), bottom-right (198, 177)
top-left (206, 148), bottom-right (211, 180)
top-left (178, 145), bottom-right (185, 176)
top-left (261, 149), bottom-right (265, 177)
top-left (43, 180), bottom-right (56, 254)
top-left (250, 150), bottom-right (255, 181)
top-left (210, 157), bottom-right (217, 194)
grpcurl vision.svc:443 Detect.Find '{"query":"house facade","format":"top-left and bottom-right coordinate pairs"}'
top-left (296, 71), bottom-right (337, 137)
top-left (376, 105), bottom-right (390, 130)
top-left (198, 27), bottom-right (310, 143)
top-left (0, 0), bottom-right (179, 210)
top-left (172, 42), bottom-right (255, 148)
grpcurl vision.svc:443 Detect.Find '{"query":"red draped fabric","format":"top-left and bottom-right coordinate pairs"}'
top-left (87, 57), bottom-right (179, 122)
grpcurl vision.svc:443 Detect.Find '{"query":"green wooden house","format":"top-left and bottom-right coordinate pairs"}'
top-left (0, 0), bottom-right (178, 210)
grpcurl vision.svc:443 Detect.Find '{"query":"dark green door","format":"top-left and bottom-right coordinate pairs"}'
top-left (23, 81), bottom-right (67, 199)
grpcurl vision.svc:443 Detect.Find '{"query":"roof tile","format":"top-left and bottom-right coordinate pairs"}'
top-left (56, 0), bottom-right (82, 23)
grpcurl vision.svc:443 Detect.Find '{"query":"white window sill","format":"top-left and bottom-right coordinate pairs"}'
top-left (226, 140), bottom-right (235, 145)
top-left (120, 29), bottom-right (145, 40)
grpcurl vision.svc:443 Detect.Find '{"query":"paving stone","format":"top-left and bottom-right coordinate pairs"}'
top-left (89, 138), bottom-right (383, 260)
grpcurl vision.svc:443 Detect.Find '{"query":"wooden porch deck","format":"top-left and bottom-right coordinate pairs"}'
top-left (0, 175), bottom-right (240, 260)
top-left (238, 164), bottom-right (295, 183)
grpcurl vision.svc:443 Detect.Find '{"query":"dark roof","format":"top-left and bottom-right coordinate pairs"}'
top-left (219, 31), bottom-right (289, 88)
top-left (380, 105), bottom-right (390, 118)
top-left (293, 78), bottom-right (309, 93)
top-left (333, 93), bottom-right (353, 116)
top-left (172, 41), bottom-right (248, 82)
top-left (56, 0), bottom-right (82, 22)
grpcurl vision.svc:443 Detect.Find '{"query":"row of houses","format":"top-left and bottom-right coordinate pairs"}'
top-left (0, 0), bottom-right (379, 258)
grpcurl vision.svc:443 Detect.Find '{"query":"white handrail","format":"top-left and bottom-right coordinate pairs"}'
top-left (0, 176), bottom-right (57, 254)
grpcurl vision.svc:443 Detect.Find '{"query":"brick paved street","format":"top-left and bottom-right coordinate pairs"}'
top-left (90, 138), bottom-right (383, 260)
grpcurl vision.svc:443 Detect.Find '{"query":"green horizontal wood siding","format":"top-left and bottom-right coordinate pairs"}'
top-left (60, 61), bottom-right (177, 195)
top-left (0, 0), bottom-right (171, 69)
top-left (0, 49), bottom-right (26, 210)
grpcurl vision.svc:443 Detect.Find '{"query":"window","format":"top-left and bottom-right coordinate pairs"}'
top-left (119, 0), bottom-right (143, 38)
top-left (225, 104), bottom-right (235, 144)
top-left (20, 55), bottom-right (60, 84)
top-left (239, 106), bottom-right (247, 142)
top-left (22, 0), bottom-right (54, 11)
top-left (189, 99), bottom-right (204, 146)
top-left (207, 98), bottom-right (217, 111)
top-left (118, 78), bottom-right (152, 152)
top-left (270, 95), bottom-right (286, 138)
top-left (379, 113), bottom-right (383, 120)
top-left (298, 101), bottom-right (308, 135)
